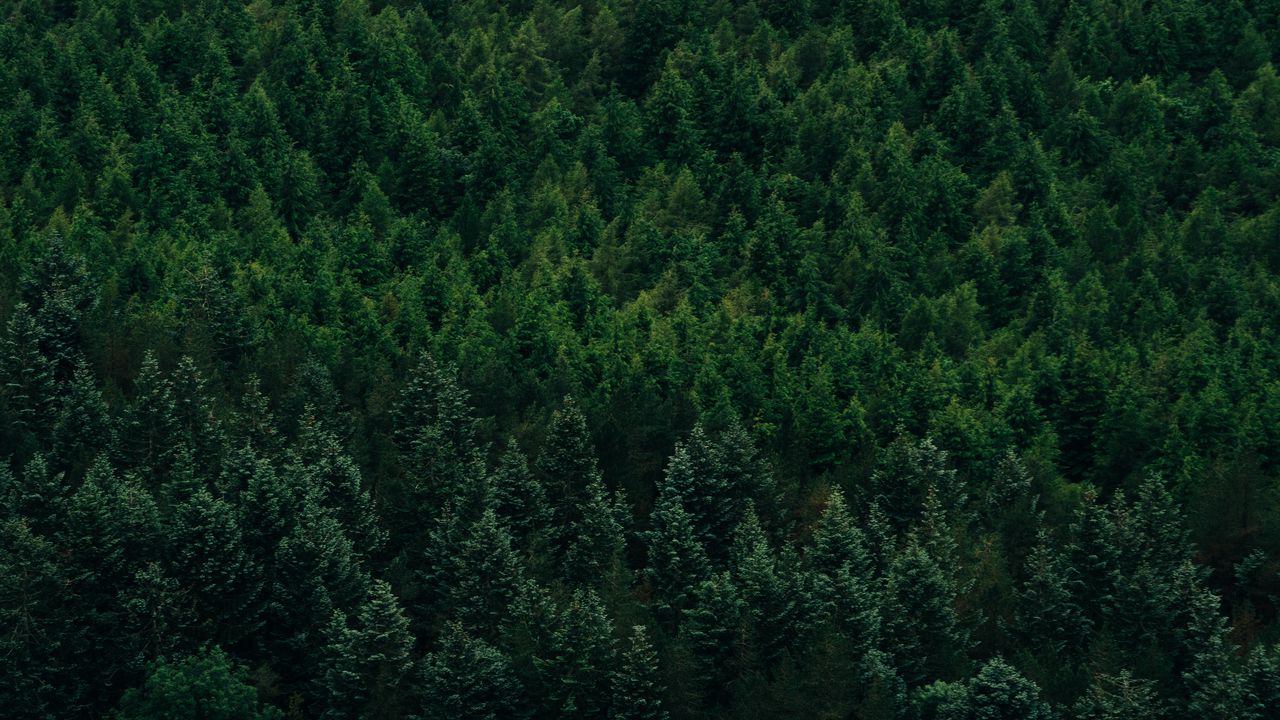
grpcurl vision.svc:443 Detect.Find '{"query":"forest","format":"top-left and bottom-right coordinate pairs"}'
top-left (2, 0), bottom-right (1280, 717)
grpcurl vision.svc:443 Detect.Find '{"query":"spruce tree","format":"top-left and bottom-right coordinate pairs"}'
top-left (418, 622), bottom-right (525, 720)
top-left (610, 625), bottom-right (669, 720)
top-left (1, 302), bottom-right (55, 456)
top-left (1017, 526), bottom-right (1090, 658)
top-left (490, 438), bottom-right (553, 559)
top-left (318, 580), bottom-right (415, 720)
top-left (51, 357), bottom-right (113, 476)
top-left (120, 351), bottom-right (179, 480)
top-left (967, 657), bottom-right (1052, 720)
top-left (542, 588), bottom-right (617, 720)
top-left (1073, 670), bottom-right (1162, 720)
top-left (394, 351), bottom-right (484, 496)
top-left (167, 487), bottom-right (264, 645)
top-left (115, 647), bottom-right (281, 720)
top-left (170, 355), bottom-right (222, 463)
top-left (446, 508), bottom-right (526, 639)
top-left (645, 481), bottom-right (710, 624)
top-left (289, 416), bottom-right (385, 561)
top-left (563, 477), bottom-right (629, 593)
top-left (1181, 585), bottom-right (1256, 719)
top-left (882, 535), bottom-right (970, 686)
top-left (537, 396), bottom-right (602, 539)
top-left (681, 572), bottom-right (745, 705)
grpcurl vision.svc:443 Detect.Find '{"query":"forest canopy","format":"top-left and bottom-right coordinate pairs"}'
top-left (2, 0), bottom-right (1280, 718)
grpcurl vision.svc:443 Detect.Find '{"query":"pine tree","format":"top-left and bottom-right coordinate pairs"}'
top-left (537, 396), bottom-right (602, 541)
top-left (882, 535), bottom-right (970, 686)
top-left (659, 429), bottom-right (731, 560)
top-left (14, 454), bottom-right (68, 537)
top-left (1, 302), bottom-right (55, 456)
top-left (967, 657), bottom-right (1052, 720)
top-left (318, 580), bottom-right (415, 720)
top-left (1181, 585), bottom-right (1256, 719)
top-left (734, 530), bottom-right (800, 671)
top-left (0, 516), bottom-right (70, 717)
top-left (51, 357), bottom-right (112, 475)
top-left (541, 588), bottom-right (617, 720)
top-left (645, 480), bottom-right (710, 623)
top-left (238, 450), bottom-right (296, 565)
top-left (167, 487), bottom-right (264, 644)
top-left (393, 352), bottom-right (486, 536)
top-left (290, 416), bottom-right (385, 561)
top-left (563, 477), bottom-right (629, 592)
top-left (418, 622), bottom-right (524, 720)
top-left (18, 237), bottom-right (95, 384)
top-left (681, 572), bottom-right (745, 705)
top-left (611, 625), bottom-right (668, 720)
top-left (490, 439), bottom-right (553, 558)
top-left (268, 500), bottom-right (371, 684)
top-left (170, 355), bottom-right (222, 463)
top-left (1073, 670), bottom-right (1162, 720)
top-left (870, 432), bottom-right (965, 537)
top-left (1017, 526), bottom-right (1089, 658)
top-left (115, 647), bottom-right (281, 720)
top-left (120, 350), bottom-right (178, 479)
top-left (446, 509), bottom-right (526, 639)
top-left (808, 488), bottom-right (880, 655)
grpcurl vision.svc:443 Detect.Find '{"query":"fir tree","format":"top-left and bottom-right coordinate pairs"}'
top-left (120, 351), bottom-right (178, 479)
top-left (490, 439), bottom-right (553, 558)
top-left (51, 357), bottom-right (113, 476)
top-left (611, 625), bottom-right (668, 720)
top-left (167, 487), bottom-right (264, 644)
top-left (115, 647), bottom-right (281, 720)
top-left (967, 657), bottom-right (1052, 720)
top-left (1, 303), bottom-right (55, 456)
top-left (645, 480), bottom-right (710, 623)
top-left (418, 622), bottom-right (525, 720)
top-left (318, 580), bottom-right (415, 720)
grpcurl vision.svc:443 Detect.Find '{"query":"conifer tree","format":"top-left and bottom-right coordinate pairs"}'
top-left (967, 657), bottom-right (1052, 720)
top-left (490, 439), bottom-right (553, 559)
top-left (1181, 585), bottom-right (1256, 719)
top-left (646, 480), bottom-right (710, 623)
top-left (1017, 526), bottom-right (1089, 658)
top-left (563, 477), bottom-right (629, 592)
top-left (393, 353), bottom-right (486, 539)
top-left (290, 416), bottom-right (385, 561)
top-left (537, 396), bottom-right (602, 539)
top-left (681, 572), bottom-right (745, 705)
top-left (1073, 670), bottom-right (1162, 720)
top-left (418, 622), bottom-right (525, 720)
top-left (170, 355), bottom-right (222, 463)
top-left (115, 647), bottom-right (281, 720)
top-left (447, 508), bottom-right (527, 639)
top-left (167, 487), bottom-right (264, 644)
top-left (611, 625), bottom-right (668, 720)
top-left (318, 580), bottom-right (415, 720)
top-left (882, 535), bottom-right (970, 686)
top-left (1, 303), bottom-right (55, 456)
top-left (51, 357), bottom-right (112, 475)
top-left (542, 586), bottom-right (616, 717)
top-left (121, 351), bottom-right (178, 479)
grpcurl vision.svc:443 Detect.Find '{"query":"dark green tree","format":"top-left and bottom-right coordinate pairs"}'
top-left (114, 647), bottom-right (281, 720)
top-left (611, 625), bottom-right (668, 720)
top-left (418, 622), bottom-right (525, 720)
top-left (318, 580), bottom-right (415, 720)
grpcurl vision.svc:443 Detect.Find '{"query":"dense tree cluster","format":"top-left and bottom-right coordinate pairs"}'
top-left (1, 0), bottom-right (1279, 717)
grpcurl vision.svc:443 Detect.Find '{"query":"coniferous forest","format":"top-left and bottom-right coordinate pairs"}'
top-left (2, 0), bottom-right (1280, 717)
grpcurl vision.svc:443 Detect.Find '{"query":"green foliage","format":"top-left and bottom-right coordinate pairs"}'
top-left (114, 647), bottom-right (281, 720)
top-left (1, 0), bottom-right (1278, 716)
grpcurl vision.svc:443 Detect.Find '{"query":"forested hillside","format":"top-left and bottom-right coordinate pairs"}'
top-left (2, 0), bottom-right (1280, 717)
